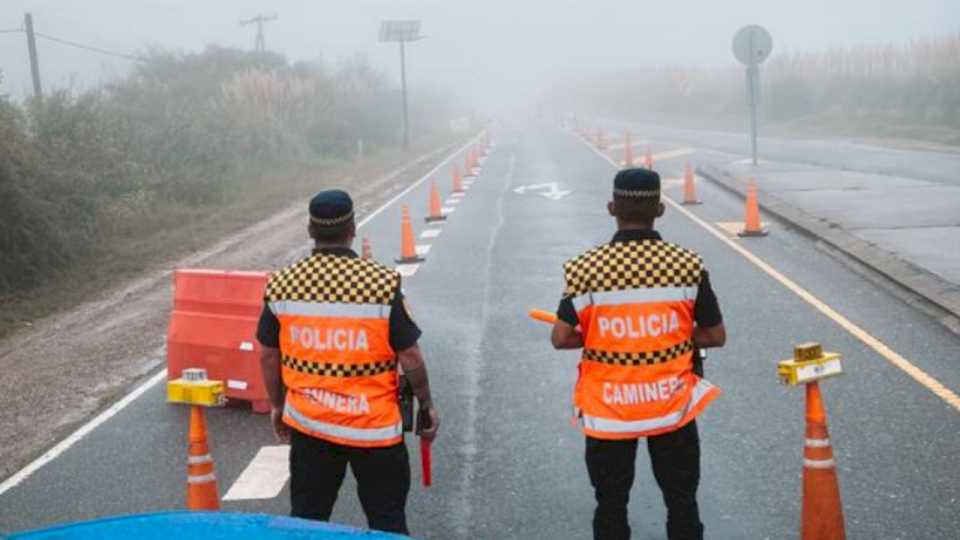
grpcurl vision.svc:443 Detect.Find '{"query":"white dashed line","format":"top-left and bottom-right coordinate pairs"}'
top-left (420, 229), bottom-right (442, 239)
top-left (415, 245), bottom-right (431, 256)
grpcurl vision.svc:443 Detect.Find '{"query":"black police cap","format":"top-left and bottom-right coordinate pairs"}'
top-left (613, 168), bottom-right (661, 199)
top-left (309, 189), bottom-right (354, 226)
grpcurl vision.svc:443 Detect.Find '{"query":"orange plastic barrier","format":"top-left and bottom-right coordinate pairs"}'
top-left (167, 269), bottom-right (271, 414)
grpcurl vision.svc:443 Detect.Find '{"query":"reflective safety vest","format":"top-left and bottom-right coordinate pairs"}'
top-left (265, 253), bottom-right (403, 448)
top-left (563, 238), bottom-right (721, 439)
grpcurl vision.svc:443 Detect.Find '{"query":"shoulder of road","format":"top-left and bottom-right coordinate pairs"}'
top-left (697, 161), bottom-right (960, 329)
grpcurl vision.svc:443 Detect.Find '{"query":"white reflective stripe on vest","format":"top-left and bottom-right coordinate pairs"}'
top-left (269, 300), bottom-right (391, 319)
top-left (572, 286), bottom-right (698, 312)
top-left (582, 378), bottom-right (714, 434)
top-left (285, 401), bottom-right (402, 442)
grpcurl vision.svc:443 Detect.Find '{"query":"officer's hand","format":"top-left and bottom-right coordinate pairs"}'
top-left (421, 406), bottom-right (440, 442)
top-left (271, 407), bottom-right (290, 443)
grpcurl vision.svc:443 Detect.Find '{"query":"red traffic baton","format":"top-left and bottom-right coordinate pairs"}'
top-left (416, 404), bottom-right (433, 487)
top-left (420, 438), bottom-right (432, 487)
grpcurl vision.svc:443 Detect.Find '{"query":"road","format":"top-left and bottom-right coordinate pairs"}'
top-left (598, 120), bottom-right (960, 187)
top-left (2, 122), bottom-right (959, 539)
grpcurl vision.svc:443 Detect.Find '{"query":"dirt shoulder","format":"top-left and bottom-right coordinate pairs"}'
top-left (0, 138), bottom-right (462, 481)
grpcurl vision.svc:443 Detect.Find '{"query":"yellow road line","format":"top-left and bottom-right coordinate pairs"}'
top-left (580, 135), bottom-right (960, 412)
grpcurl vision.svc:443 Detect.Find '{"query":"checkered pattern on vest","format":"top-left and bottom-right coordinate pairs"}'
top-left (266, 253), bottom-right (398, 305)
top-left (563, 239), bottom-right (702, 297)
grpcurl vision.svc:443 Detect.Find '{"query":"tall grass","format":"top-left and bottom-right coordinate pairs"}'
top-left (548, 33), bottom-right (960, 133)
top-left (0, 46), bottom-right (452, 296)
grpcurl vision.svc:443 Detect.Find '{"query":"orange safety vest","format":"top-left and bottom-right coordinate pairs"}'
top-left (265, 252), bottom-right (403, 448)
top-left (563, 238), bottom-right (720, 440)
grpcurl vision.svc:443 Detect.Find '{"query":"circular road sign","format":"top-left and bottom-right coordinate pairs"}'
top-left (732, 25), bottom-right (773, 66)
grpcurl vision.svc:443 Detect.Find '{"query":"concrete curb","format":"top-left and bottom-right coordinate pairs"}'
top-left (696, 164), bottom-right (960, 320)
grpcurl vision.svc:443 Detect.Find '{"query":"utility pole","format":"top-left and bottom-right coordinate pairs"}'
top-left (24, 13), bottom-right (42, 99)
top-left (240, 14), bottom-right (278, 53)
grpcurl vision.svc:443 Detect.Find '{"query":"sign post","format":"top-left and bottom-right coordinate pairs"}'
top-left (732, 25), bottom-right (773, 166)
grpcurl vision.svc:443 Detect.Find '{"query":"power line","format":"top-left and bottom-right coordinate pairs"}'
top-left (0, 27), bottom-right (24, 34)
top-left (34, 31), bottom-right (143, 62)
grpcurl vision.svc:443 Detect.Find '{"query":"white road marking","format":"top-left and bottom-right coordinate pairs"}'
top-left (513, 182), bottom-right (572, 200)
top-left (396, 264), bottom-right (420, 277)
top-left (0, 132), bottom-right (490, 493)
top-left (579, 136), bottom-right (960, 412)
top-left (415, 245), bottom-right (431, 256)
top-left (605, 139), bottom-right (650, 151)
top-left (652, 148), bottom-right (695, 162)
top-left (0, 366), bottom-right (168, 496)
top-left (222, 445), bottom-right (290, 501)
top-left (442, 207), bottom-right (456, 214)
top-left (662, 177), bottom-right (684, 188)
top-left (450, 192), bottom-right (466, 199)
top-left (713, 222), bottom-right (747, 238)
top-left (446, 198), bottom-right (462, 205)
top-left (420, 229), bottom-right (442, 239)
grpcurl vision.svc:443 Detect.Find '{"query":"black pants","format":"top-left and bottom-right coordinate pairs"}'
top-left (289, 429), bottom-right (411, 534)
top-left (585, 421), bottom-right (703, 540)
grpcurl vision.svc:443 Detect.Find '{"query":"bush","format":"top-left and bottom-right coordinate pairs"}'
top-left (548, 33), bottom-right (960, 131)
top-left (0, 47), bottom-right (451, 296)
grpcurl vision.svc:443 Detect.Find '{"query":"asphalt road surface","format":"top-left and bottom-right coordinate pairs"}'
top-left (2, 122), bottom-right (959, 539)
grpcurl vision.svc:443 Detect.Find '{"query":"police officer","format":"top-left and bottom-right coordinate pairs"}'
top-left (551, 169), bottom-right (726, 540)
top-left (257, 189), bottom-right (439, 534)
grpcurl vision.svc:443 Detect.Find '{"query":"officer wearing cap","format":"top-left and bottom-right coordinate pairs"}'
top-left (257, 189), bottom-right (439, 534)
top-left (550, 169), bottom-right (726, 540)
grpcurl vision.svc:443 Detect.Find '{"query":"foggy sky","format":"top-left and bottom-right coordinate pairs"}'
top-left (1, 1), bottom-right (958, 101)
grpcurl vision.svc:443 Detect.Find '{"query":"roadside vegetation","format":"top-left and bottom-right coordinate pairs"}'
top-left (548, 33), bottom-right (960, 146)
top-left (0, 46), bottom-right (457, 337)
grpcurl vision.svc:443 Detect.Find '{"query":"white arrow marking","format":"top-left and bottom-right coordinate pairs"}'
top-left (513, 182), bottom-right (572, 200)
top-left (540, 188), bottom-right (572, 200)
top-left (512, 183), bottom-right (556, 194)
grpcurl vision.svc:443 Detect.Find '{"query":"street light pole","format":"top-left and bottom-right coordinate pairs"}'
top-left (379, 20), bottom-right (421, 151)
top-left (399, 40), bottom-right (409, 150)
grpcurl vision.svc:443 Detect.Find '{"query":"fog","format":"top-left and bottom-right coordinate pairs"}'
top-left (2, 0), bottom-right (958, 102)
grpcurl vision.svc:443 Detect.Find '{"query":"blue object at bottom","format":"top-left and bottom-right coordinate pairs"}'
top-left (7, 512), bottom-right (410, 540)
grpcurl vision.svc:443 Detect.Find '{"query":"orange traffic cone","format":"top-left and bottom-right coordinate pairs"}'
top-left (452, 166), bottom-right (464, 193)
top-left (186, 405), bottom-right (219, 510)
top-left (425, 181), bottom-right (447, 223)
top-left (464, 153), bottom-right (475, 178)
top-left (738, 179), bottom-right (768, 237)
top-left (682, 163), bottom-right (702, 205)
top-left (643, 147), bottom-right (653, 170)
top-left (361, 236), bottom-right (373, 259)
top-left (801, 382), bottom-right (846, 540)
top-left (396, 205), bottom-right (425, 263)
top-left (623, 132), bottom-right (634, 168)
